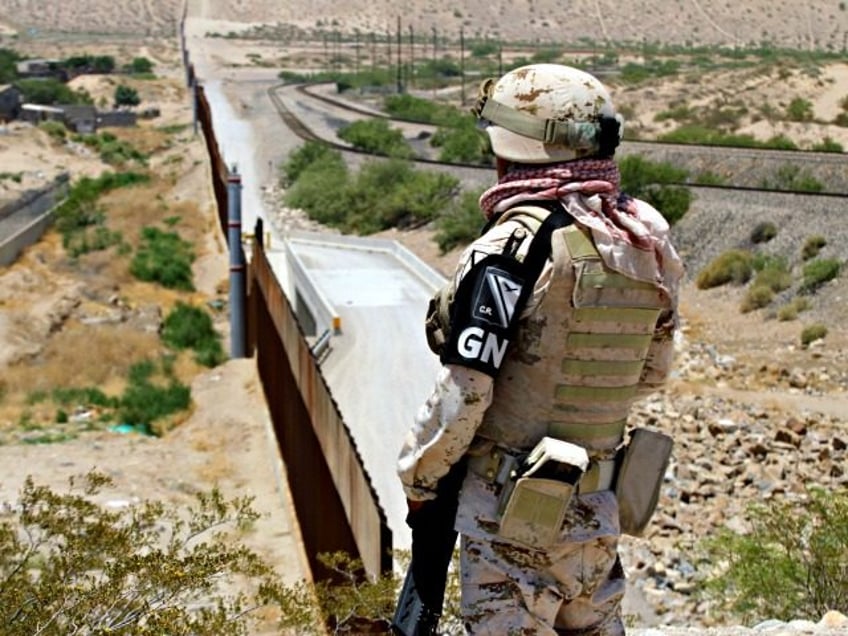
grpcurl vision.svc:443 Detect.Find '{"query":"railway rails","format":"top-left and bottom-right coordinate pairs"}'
top-left (269, 82), bottom-right (848, 201)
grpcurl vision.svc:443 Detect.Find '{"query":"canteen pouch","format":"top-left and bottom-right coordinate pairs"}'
top-left (497, 437), bottom-right (589, 548)
top-left (615, 428), bottom-right (673, 537)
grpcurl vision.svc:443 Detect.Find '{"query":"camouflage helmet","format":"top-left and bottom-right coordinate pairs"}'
top-left (472, 63), bottom-right (623, 164)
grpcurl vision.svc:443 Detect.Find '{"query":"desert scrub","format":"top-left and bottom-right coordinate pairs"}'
top-left (435, 188), bottom-right (486, 253)
top-left (698, 487), bottom-right (848, 623)
top-left (801, 235), bottom-right (826, 261)
top-left (740, 285), bottom-right (774, 313)
top-left (337, 119), bottom-right (414, 158)
top-left (54, 171), bottom-right (149, 257)
top-left (749, 221), bottom-right (777, 244)
top-left (777, 297), bottom-right (811, 321)
top-left (0, 472), bottom-right (293, 635)
top-left (696, 249), bottom-right (754, 289)
top-left (617, 155), bottom-right (692, 224)
top-left (800, 258), bottom-right (841, 294)
top-left (130, 225), bottom-right (195, 291)
top-left (162, 302), bottom-right (226, 367)
top-left (800, 323), bottom-right (828, 347)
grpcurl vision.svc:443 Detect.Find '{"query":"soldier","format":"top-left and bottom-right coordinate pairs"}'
top-left (397, 64), bottom-right (684, 634)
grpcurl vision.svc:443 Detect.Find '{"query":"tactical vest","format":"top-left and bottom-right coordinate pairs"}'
top-left (474, 207), bottom-right (671, 454)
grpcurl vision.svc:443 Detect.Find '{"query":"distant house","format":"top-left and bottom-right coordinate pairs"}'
top-left (97, 110), bottom-right (137, 128)
top-left (60, 104), bottom-right (97, 133)
top-left (15, 59), bottom-right (66, 81)
top-left (0, 84), bottom-right (22, 121)
top-left (20, 103), bottom-right (65, 126)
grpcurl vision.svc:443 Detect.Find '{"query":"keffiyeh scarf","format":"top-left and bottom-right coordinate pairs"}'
top-left (479, 158), bottom-right (684, 299)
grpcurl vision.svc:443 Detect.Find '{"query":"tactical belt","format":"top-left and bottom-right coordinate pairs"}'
top-left (468, 445), bottom-right (617, 495)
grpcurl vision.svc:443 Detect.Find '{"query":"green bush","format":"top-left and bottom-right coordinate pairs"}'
top-left (618, 155), bottom-right (691, 224)
top-left (384, 93), bottom-right (461, 124)
top-left (696, 250), bottom-right (754, 289)
top-left (337, 119), bottom-right (413, 158)
top-left (431, 117), bottom-right (490, 164)
top-left (801, 235), bottom-right (826, 261)
top-left (74, 132), bottom-right (147, 166)
top-left (435, 188), bottom-right (486, 253)
top-left (280, 141), bottom-right (343, 186)
top-left (760, 165), bottom-right (823, 192)
top-left (128, 56), bottom-right (154, 74)
top-left (284, 155), bottom-right (458, 235)
top-left (16, 77), bottom-right (92, 105)
top-left (342, 160), bottom-right (457, 234)
top-left (54, 172), bottom-right (149, 256)
top-left (130, 226), bottom-right (195, 291)
top-left (0, 46), bottom-right (22, 83)
top-left (699, 487), bottom-right (848, 623)
top-left (117, 358), bottom-right (190, 431)
top-left (811, 137), bottom-right (843, 152)
top-left (751, 255), bottom-right (791, 291)
top-left (38, 120), bottom-right (67, 140)
top-left (800, 258), bottom-right (841, 294)
top-left (162, 302), bottom-right (226, 367)
top-left (786, 97), bottom-right (814, 122)
top-left (0, 472), bottom-right (292, 635)
top-left (114, 84), bottom-right (141, 107)
top-left (800, 323), bottom-right (828, 346)
top-left (750, 221), bottom-right (777, 244)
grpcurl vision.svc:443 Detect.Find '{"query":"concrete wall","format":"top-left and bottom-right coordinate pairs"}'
top-left (0, 175), bottom-right (69, 267)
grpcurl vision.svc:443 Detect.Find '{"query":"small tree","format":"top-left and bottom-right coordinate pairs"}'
top-left (0, 472), bottom-right (292, 635)
top-left (129, 56), bottom-right (154, 74)
top-left (114, 84), bottom-right (141, 108)
top-left (699, 487), bottom-right (848, 623)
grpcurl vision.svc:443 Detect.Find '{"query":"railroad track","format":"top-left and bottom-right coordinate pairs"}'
top-left (269, 83), bottom-right (848, 200)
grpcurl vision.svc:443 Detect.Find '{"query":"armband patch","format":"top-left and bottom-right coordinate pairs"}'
top-left (442, 254), bottom-right (529, 377)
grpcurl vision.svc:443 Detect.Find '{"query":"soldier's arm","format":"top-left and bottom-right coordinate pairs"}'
top-left (397, 364), bottom-right (493, 501)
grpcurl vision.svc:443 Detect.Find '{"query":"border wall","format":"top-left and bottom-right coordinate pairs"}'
top-left (181, 13), bottom-right (391, 581)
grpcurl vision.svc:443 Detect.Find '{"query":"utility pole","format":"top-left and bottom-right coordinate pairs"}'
top-left (396, 16), bottom-right (403, 93)
top-left (432, 26), bottom-right (437, 97)
top-left (408, 24), bottom-right (414, 89)
top-left (460, 26), bottom-right (465, 105)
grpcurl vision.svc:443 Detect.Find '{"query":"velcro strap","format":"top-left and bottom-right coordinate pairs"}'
top-left (470, 447), bottom-right (617, 494)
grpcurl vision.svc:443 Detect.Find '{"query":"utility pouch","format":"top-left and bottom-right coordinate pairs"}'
top-left (497, 437), bottom-right (589, 548)
top-left (615, 428), bottom-right (673, 537)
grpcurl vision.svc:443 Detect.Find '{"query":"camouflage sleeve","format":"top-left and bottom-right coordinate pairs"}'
top-left (397, 363), bottom-right (493, 501)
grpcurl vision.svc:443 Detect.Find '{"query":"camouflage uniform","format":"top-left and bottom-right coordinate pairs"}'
top-left (398, 202), bottom-right (679, 634)
top-left (398, 63), bottom-right (682, 635)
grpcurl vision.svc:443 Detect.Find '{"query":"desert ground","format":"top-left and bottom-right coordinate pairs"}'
top-left (0, 0), bottom-right (847, 633)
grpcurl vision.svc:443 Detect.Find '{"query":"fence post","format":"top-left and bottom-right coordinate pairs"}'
top-left (228, 165), bottom-right (247, 358)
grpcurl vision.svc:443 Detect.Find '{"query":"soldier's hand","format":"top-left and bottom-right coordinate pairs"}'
top-left (407, 498), bottom-right (426, 513)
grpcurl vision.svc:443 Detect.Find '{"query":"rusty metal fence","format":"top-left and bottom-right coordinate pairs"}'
top-left (248, 236), bottom-right (392, 579)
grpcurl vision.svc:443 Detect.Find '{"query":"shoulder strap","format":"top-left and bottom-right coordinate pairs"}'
top-left (511, 204), bottom-right (573, 316)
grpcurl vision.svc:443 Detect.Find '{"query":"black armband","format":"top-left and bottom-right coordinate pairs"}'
top-left (441, 253), bottom-right (530, 377)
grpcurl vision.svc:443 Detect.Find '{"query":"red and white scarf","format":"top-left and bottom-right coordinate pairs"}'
top-left (479, 158), bottom-right (684, 299)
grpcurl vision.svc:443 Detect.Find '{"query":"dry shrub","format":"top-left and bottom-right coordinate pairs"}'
top-left (2, 325), bottom-right (161, 395)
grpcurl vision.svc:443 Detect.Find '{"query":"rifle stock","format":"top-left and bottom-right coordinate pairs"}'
top-left (392, 459), bottom-right (467, 636)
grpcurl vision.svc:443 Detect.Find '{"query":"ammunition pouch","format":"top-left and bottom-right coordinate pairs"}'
top-left (614, 428), bottom-right (673, 537)
top-left (468, 428), bottom-right (673, 545)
